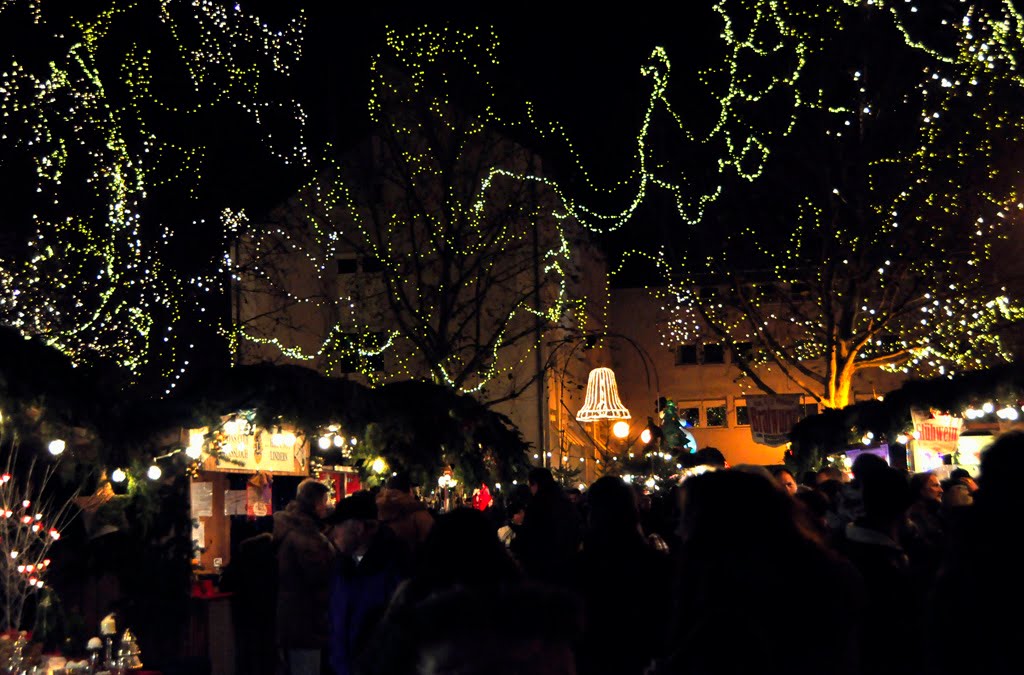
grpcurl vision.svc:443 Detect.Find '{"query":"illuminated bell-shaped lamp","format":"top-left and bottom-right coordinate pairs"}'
top-left (576, 367), bottom-right (631, 422)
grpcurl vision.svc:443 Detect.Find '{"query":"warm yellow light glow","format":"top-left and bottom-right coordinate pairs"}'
top-left (371, 458), bottom-right (387, 474)
top-left (612, 421), bottom-right (630, 438)
top-left (640, 429), bottom-right (653, 444)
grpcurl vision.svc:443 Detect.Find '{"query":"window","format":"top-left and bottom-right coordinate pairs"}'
top-left (675, 345), bottom-right (698, 365)
top-left (732, 342), bottom-right (754, 363)
top-left (702, 344), bottom-right (725, 364)
top-left (736, 405), bottom-right (750, 426)
top-left (680, 407), bottom-right (701, 427)
top-left (336, 255), bottom-right (358, 275)
top-left (336, 255), bottom-right (385, 275)
top-left (706, 403), bottom-right (727, 427)
top-left (362, 256), bottom-right (385, 274)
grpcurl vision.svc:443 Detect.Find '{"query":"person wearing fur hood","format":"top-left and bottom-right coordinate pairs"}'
top-left (376, 472), bottom-right (433, 551)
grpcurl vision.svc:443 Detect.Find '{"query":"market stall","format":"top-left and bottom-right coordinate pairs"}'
top-left (187, 416), bottom-right (310, 574)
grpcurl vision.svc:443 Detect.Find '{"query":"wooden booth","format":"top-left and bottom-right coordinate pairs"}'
top-left (188, 422), bottom-right (310, 574)
top-left (184, 420), bottom-right (312, 675)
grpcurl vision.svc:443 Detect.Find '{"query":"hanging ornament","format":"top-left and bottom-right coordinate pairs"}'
top-left (576, 367), bottom-right (631, 422)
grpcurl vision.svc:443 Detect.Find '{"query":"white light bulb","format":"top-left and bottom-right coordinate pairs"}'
top-left (111, 468), bottom-right (127, 483)
top-left (48, 439), bottom-right (66, 456)
top-left (612, 421), bottom-right (630, 439)
top-left (318, 436), bottom-right (331, 450)
top-left (147, 465), bottom-right (162, 480)
top-left (333, 435), bottom-right (344, 447)
top-left (350, 437), bottom-right (358, 446)
top-left (640, 429), bottom-right (653, 444)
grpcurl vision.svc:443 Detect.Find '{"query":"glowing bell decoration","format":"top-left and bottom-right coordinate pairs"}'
top-left (576, 368), bottom-right (631, 422)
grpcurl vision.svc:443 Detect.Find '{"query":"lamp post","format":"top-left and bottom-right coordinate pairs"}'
top-left (549, 331), bottom-right (661, 479)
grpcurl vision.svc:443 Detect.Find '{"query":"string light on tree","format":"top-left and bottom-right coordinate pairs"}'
top-left (631, 2), bottom-right (1024, 409)
top-left (229, 26), bottom-right (588, 401)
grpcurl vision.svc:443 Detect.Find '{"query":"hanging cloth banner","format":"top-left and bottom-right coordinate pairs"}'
top-left (911, 411), bottom-right (963, 455)
top-left (746, 394), bottom-right (804, 447)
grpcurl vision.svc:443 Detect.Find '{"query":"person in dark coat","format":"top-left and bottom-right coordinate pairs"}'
top-left (220, 532), bottom-right (276, 675)
top-left (927, 431), bottom-right (1024, 675)
top-left (273, 478), bottom-right (335, 675)
top-left (839, 466), bottom-right (919, 675)
top-left (903, 471), bottom-right (946, 589)
top-left (325, 491), bottom-right (410, 675)
top-left (655, 470), bottom-right (863, 675)
top-left (357, 508), bottom-right (521, 675)
top-left (375, 472), bottom-right (434, 552)
top-left (512, 467), bottom-right (582, 587)
top-left (386, 585), bottom-right (582, 675)
top-left (575, 476), bottom-right (671, 675)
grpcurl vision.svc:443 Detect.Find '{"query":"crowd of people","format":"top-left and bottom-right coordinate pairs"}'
top-left (231, 431), bottom-right (1024, 675)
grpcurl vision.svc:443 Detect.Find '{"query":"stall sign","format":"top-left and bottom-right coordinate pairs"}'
top-left (195, 427), bottom-right (309, 476)
top-left (911, 411), bottom-right (963, 455)
top-left (746, 395), bottom-right (804, 447)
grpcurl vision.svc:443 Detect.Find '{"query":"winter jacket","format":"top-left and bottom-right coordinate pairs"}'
top-left (376, 489), bottom-right (433, 551)
top-left (273, 501), bottom-right (335, 649)
top-left (328, 527), bottom-right (410, 675)
top-left (840, 524), bottom-right (921, 675)
top-left (575, 531), bottom-right (672, 675)
top-left (513, 488), bottom-right (582, 587)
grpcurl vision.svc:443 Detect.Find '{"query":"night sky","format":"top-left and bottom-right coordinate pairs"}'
top-left (291, 5), bottom-right (721, 279)
top-left (0, 3), bottom-right (720, 279)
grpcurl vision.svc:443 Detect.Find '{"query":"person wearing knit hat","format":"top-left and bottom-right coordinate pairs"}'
top-left (326, 491), bottom-right (411, 675)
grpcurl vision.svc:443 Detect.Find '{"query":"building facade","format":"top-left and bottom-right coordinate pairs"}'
top-left (605, 287), bottom-right (908, 466)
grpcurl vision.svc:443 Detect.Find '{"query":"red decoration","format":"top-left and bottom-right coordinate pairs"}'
top-left (472, 483), bottom-right (492, 511)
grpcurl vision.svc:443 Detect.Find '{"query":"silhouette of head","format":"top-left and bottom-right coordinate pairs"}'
top-left (586, 475), bottom-right (639, 534)
top-left (528, 467), bottom-right (557, 496)
top-left (851, 452), bottom-right (888, 483)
